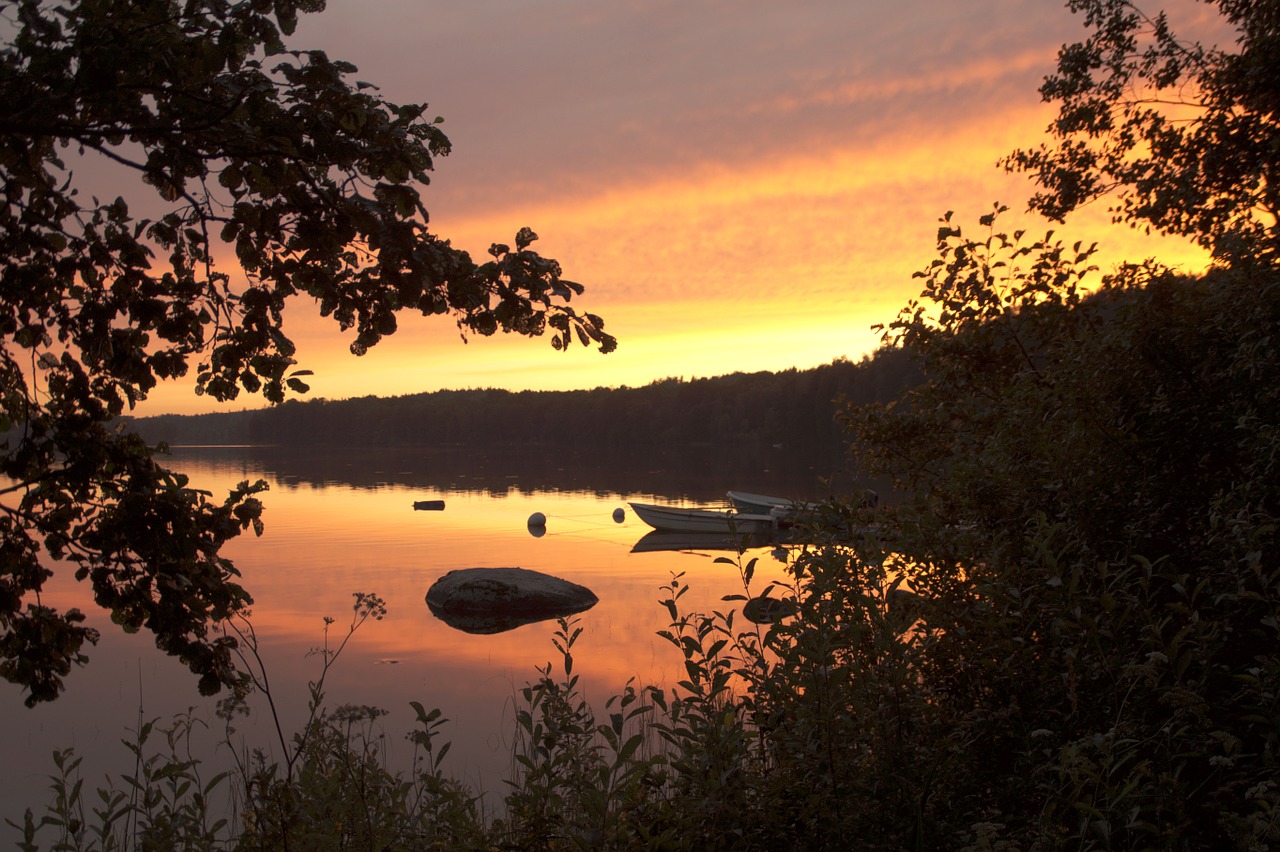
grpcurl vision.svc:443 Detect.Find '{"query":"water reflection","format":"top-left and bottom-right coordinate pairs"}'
top-left (180, 440), bottom-right (857, 502)
top-left (630, 529), bottom-right (777, 553)
top-left (1, 444), bottom-right (854, 822)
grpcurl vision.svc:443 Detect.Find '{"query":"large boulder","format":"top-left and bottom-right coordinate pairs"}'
top-left (425, 567), bottom-right (599, 635)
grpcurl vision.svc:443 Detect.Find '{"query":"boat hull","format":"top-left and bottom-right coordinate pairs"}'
top-left (726, 490), bottom-right (818, 515)
top-left (629, 502), bottom-right (776, 534)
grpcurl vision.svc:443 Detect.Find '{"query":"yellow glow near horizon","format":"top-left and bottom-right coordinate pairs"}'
top-left (130, 95), bottom-right (1212, 417)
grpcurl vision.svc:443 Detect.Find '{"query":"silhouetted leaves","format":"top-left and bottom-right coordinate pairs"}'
top-left (1004, 0), bottom-right (1280, 263)
top-left (844, 205), bottom-right (1280, 846)
top-left (0, 0), bottom-right (611, 703)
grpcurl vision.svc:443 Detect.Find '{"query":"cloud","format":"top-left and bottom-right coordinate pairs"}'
top-left (292, 0), bottom-right (1076, 212)
top-left (126, 0), bottom-right (1218, 415)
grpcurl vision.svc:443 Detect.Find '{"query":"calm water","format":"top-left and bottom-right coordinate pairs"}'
top-left (2, 445), bottom-right (849, 821)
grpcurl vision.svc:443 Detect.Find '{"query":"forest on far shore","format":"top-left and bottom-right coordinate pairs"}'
top-left (129, 348), bottom-right (919, 452)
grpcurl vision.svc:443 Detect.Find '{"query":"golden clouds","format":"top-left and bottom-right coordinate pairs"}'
top-left (126, 1), bottom-right (1214, 415)
top-left (760, 46), bottom-right (1055, 116)
top-left (132, 97), bottom-right (1209, 415)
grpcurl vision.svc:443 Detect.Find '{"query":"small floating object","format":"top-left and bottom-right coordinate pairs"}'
top-left (528, 511), bottom-right (547, 527)
top-left (413, 500), bottom-right (446, 511)
top-left (612, 507), bottom-right (625, 523)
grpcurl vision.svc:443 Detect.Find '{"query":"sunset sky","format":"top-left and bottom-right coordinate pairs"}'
top-left (138, 0), bottom-right (1220, 416)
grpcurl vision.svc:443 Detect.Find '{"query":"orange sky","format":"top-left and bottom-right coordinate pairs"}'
top-left (132, 0), bottom-right (1221, 416)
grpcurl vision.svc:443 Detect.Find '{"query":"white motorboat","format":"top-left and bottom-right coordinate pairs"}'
top-left (628, 501), bottom-right (777, 534)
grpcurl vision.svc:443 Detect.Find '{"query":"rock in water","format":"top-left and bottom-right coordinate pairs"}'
top-left (425, 567), bottom-right (598, 634)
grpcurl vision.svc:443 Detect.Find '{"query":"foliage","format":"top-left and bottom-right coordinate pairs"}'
top-left (7, 714), bottom-right (232, 852)
top-left (7, 593), bottom-right (484, 851)
top-left (222, 594), bottom-right (484, 850)
top-left (231, 700), bottom-right (482, 851)
top-left (496, 619), bottom-right (667, 850)
top-left (0, 0), bottom-right (613, 704)
top-left (219, 591), bottom-right (388, 786)
top-left (1003, 0), bottom-right (1280, 263)
top-left (842, 206), bottom-right (1280, 846)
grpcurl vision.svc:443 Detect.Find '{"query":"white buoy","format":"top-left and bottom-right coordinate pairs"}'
top-left (527, 511), bottom-right (547, 531)
top-left (612, 507), bottom-right (625, 523)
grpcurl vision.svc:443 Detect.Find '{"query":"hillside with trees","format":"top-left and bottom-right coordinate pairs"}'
top-left (130, 350), bottom-right (919, 451)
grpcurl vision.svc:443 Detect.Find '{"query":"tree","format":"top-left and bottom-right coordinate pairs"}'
top-left (826, 0), bottom-right (1280, 829)
top-left (1004, 0), bottom-right (1280, 264)
top-left (824, 3), bottom-right (1280, 841)
top-left (838, 204), bottom-right (1280, 846)
top-left (0, 0), bottom-right (615, 705)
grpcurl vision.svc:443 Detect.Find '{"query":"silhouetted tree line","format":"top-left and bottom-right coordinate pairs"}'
top-left (130, 350), bottom-right (920, 454)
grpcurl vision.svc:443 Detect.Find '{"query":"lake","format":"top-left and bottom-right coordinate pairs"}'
top-left (2, 443), bottom-right (857, 823)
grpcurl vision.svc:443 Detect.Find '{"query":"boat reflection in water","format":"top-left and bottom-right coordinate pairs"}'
top-left (630, 529), bottom-right (776, 554)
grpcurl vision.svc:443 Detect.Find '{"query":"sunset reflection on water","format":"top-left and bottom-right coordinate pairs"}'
top-left (3, 446), bottom-right (811, 817)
